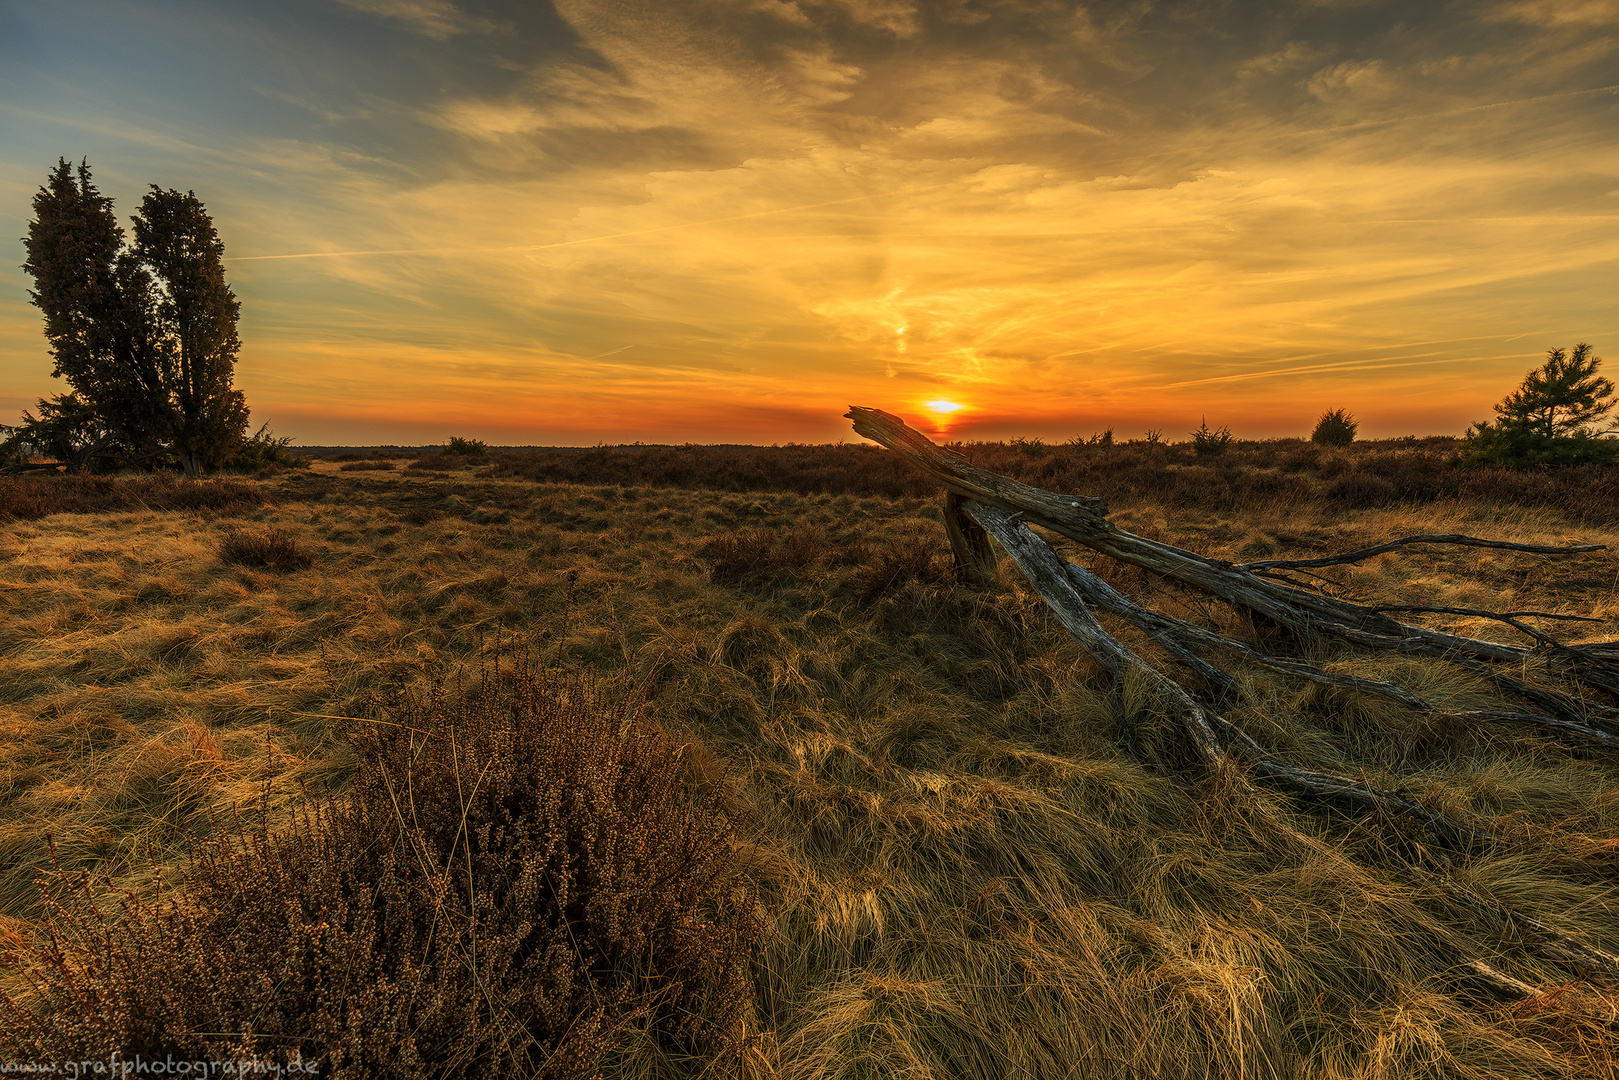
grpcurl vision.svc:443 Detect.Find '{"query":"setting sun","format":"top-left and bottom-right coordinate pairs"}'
top-left (1, 1), bottom-right (1614, 448)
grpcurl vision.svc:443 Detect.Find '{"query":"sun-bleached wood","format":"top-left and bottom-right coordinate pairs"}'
top-left (849, 404), bottom-right (1619, 1003)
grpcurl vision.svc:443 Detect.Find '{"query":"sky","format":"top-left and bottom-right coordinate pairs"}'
top-left (2, 0), bottom-right (1617, 447)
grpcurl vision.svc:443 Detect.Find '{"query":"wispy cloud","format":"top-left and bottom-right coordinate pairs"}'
top-left (333, 0), bottom-right (495, 38)
top-left (4, 0), bottom-right (1617, 443)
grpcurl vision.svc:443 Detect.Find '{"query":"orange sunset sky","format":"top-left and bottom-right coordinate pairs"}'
top-left (2, 0), bottom-right (1617, 446)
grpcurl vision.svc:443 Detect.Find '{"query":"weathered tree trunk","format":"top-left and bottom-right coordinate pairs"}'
top-left (847, 405), bottom-right (1619, 1004)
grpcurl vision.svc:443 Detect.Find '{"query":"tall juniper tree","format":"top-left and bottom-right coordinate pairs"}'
top-left (133, 186), bottom-right (248, 474)
top-left (20, 158), bottom-right (248, 473)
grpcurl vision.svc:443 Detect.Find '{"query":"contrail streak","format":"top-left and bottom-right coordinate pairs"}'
top-left (1147, 352), bottom-right (1528, 391)
top-left (225, 182), bottom-right (955, 262)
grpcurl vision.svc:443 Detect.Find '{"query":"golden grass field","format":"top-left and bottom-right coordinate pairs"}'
top-left (2, 447), bottom-right (1618, 1077)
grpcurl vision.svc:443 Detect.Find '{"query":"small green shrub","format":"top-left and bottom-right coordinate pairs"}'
top-left (1458, 343), bottom-right (1619, 466)
top-left (1311, 409), bottom-right (1358, 446)
top-left (443, 436), bottom-right (488, 457)
top-left (218, 527), bottom-right (316, 571)
top-left (1190, 418), bottom-right (1234, 456)
top-left (226, 423), bottom-right (311, 473)
top-left (1010, 436), bottom-right (1048, 459)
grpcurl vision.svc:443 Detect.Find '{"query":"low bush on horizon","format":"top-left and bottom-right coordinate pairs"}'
top-left (1190, 417), bottom-right (1235, 456)
top-left (1311, 408), bottom-right (1359, 446)
top-left (225, 424), bottom-right (312, 474)
top-left (443, 435), bottom-right (488, 457)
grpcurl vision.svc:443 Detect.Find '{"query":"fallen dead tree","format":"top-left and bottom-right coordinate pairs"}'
top-left (848, 406), bottom-right (1619, 1003)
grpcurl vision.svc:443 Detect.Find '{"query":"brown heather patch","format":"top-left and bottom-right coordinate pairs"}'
top-left (3, 670), bottom-right (762, 1077)
top-left (480, 437), bottom-right (1619, 524)
top-left (0, 449), bottom-right (1615, 1076)
top-left (0, 472), bottom-right (268, 523)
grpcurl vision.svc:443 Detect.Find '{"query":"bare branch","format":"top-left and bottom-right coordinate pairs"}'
top-left (1238, 533), bottom-right (1605, 572)
top-left (847, 405), bottom-right (1619, 706)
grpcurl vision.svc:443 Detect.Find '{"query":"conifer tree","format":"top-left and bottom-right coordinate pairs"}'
top-left (133, 186), bottom-right (249, 473)
top-left (1493, 343), bottom-right (1613, 438)
top-left (1460, 344), bottom-right (1617, 466)
top-left (21, 158), bottom-right (248, 473)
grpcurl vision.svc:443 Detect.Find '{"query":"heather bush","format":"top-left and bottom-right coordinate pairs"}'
top-left (338, 459), bottom-right (396, 471)
top-left (1323, 472), bottom-right (1398, 509)
top-left (1279, 444), bottom-right (1321, 472)
top-left (407, 455), bottom-right (476, 472)
top-left (0, 473), bottom-right (267, 523)
top-left (1, 668), bottom-right (762, 1078)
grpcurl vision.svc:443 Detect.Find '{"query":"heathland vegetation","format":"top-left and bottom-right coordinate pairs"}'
top-left (4, 159), bottom-right (1618, 1077)
top-left (1, 422), bottom-right (1617, 1076)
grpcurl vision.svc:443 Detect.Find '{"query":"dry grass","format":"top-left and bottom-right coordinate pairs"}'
top-left (218, 526), bottom-right (318, 570)
top-left (1, 450), bottom-right (1617, 1077)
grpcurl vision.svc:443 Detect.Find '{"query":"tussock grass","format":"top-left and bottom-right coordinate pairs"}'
top-left (218, 526), bottom-right (317, 570)
top-left (0, 455), bottom-right (1616, 1075)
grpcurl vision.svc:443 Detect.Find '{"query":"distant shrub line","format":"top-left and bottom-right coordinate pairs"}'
top-left (8, 437), bottom-right (1619, 525)
top-left (481, 438), bottom-right (1619, 524)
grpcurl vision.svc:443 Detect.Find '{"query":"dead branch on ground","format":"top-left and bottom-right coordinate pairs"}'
top-left (848, 406), bottom-right (1619, 1005)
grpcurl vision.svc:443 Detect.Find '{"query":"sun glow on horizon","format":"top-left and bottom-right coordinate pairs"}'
top-left (924, 399), bottom-right (964, 415)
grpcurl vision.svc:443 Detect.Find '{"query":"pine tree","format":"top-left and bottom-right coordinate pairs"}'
top-left (1460, 344), bottom-right (1618, 466)
top-left (1494, 343), bottom-right (1614, 438)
